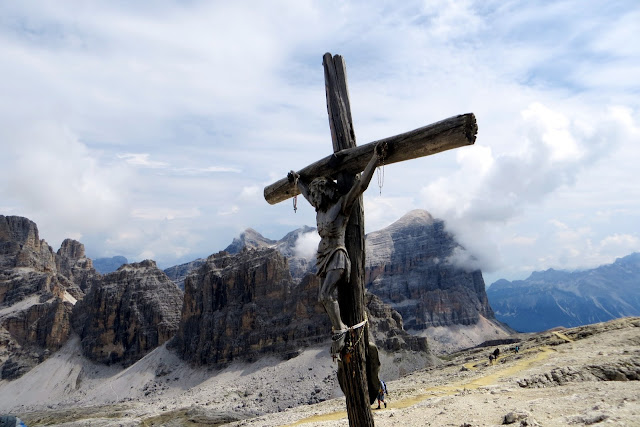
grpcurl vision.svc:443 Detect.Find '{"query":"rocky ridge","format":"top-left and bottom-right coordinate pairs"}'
top-left (72, 260), bottom-right (183, 366)
top-left (488, 252), bottom-right (640, 332)
top-left (365, 210), bottom-right (497, 331)
top-left (0, 215), bottom-right (97, 379)
top-left (173, 210), bottom-right (507, 354)
top-left (171, 247), bottom-right (428, 369)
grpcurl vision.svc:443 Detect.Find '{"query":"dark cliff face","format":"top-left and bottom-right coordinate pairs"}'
top-left (56, 238), bottom-right (101, 294)
top-left (171, 248), bottom-right (329, 367)
top-left (365, 293), bottom-right (428, 353)
top-left (171, 246), bottom-right (433, 368)
top-left (73, 260), bottom-right (183, 366)
top-left (365, 210), bottom-right (494, 330)
top-left (0, 216), bottom-right (98, 378)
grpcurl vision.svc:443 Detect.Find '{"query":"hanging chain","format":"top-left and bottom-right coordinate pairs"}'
top-left (292, 174), bottom-right (299, 213)
top-left (376, 144), bottom-right (386, 195)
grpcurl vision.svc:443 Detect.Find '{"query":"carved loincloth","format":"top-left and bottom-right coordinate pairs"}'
top-left (316, 246), bottom-right (351, 278)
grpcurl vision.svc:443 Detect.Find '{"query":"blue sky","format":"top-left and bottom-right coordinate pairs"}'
top-left (1, 1), bottom-right (638, 284)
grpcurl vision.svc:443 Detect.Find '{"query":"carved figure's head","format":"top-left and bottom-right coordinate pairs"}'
top-left (309, 177), bottom-right (339, 210)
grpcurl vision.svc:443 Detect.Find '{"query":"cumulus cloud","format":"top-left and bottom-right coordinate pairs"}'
top-left (293, 230), bottom-right (320, 260)
top-left (0, 120), bottom-right (130, 246)
top-left (420, 103), bottom-right (639, 275)
top-left (1, 1), bottom-right (637, 278)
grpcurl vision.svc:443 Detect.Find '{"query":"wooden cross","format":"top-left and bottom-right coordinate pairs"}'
top-left (264, 53), bottom-right (476, 426)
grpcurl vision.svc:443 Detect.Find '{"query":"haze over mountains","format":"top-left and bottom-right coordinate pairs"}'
top-left (488, 253), bottom-right (640, 333)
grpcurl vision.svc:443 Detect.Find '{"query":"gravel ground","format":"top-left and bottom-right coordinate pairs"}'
top-left (2, 317), bottom-right (638, 426)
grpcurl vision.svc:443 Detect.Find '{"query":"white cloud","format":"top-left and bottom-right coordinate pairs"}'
top-left (1, 0), bottom-right (637, 278)
top-left (293, 230), bottom-right (320, 260)
top-left (599, 233), bottom-right (639, 253)
top-left (0, 120), bottom-right (130, 247)
top-left (118, 153), bottom-right (168, 168)
top-left (131, 207), bottom-right (201, 221)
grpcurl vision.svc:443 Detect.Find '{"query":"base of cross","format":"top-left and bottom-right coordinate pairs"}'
top-left (335, 323), bottom-right (381, 405)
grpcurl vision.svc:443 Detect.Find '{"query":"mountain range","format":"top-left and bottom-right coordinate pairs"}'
top-left (1, 211), bottom-right (638, 424)
top-left (487, 253), bottom-right (640, 332)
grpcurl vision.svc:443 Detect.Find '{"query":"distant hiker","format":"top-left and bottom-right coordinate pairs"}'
top-left (377, 379), bottom-right (388, 409)
top-left (493, 348), bottom-right (500, 359)
top-left (515, 345), bottom-right (520, 354)
top-left (489, 354), bottom-right (495, 364)
top-left (0, 415), bottom-right (27, 427)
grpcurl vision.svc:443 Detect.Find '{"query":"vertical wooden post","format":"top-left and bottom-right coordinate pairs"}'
top-left (323, 53), bottom-right (375, 427)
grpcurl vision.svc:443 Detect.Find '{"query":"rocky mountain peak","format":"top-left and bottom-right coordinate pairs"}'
top-left (390, 209), bottom-right (435, 229)
top-left (57, 238), bottom-right (85, 260)
top-left (224, 228), bottom-right (276, 254)
top-left (73, 260), bottom-right (183, 366)
top-left (366, 209), bottom-right (496, 332)
top-left (0, 215), bottom-right (56, 272)
top-left (0, 215), bottom-right (40, 251)
top-left (0, 216), bottom-right (93, 379)
top-left (487, 252), bottom-right (640, 332)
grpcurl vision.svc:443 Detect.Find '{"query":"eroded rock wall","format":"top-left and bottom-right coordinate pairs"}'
top-left (366, 210), bottom-right (495, 330)
top-left (73, 260), bottom-right (183, 366)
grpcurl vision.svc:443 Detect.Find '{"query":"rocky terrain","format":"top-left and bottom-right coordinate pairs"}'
top-left (72, 260), bottom-right (183, 366)
top-left (173, 210), bottom-right (511, 354)
top-left (0, 216), bottom-right (97, 379)
top-left (4, 212), bottom-right (637, 425)
top-left (171, 246), bottom-right (430, 371)
top-left (488, 253), bottom-right (640, 332)
top-left (0, 317), bottom-right (636, 426)
top-left (365, 210), bottom-right (511, 353)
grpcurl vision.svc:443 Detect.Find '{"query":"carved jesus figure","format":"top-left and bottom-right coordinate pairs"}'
top-left (289, 143), bottom-right (385, 353)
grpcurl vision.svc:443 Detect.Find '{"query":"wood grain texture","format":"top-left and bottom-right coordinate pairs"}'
top-left (264, 112), bottom-right (477, 204)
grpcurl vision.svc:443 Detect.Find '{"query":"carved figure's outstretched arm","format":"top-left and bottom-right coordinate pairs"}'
top-left (342, 142), bottom-right (387, 213)
top-left (288, 171), bottom-right (313, 205)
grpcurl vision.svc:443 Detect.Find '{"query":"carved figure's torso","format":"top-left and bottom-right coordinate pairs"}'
top-left (316, 201), bottom-right (348, 257)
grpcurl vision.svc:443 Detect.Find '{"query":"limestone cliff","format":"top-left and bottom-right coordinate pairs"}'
top-left (365, 210), bottom-right (495, 330)
top-left (73, 260), bottom-right (183, 366)
top-left (0, 216), bottom-right (95, 378)
top-left (171, 248), bottom-right (328, 366)
top-left (223, 226), bottom-right (317, 280)
top-left (171, 246), bottom-right (432, 369)
top-left (56, 238), bottom-right (100, 293)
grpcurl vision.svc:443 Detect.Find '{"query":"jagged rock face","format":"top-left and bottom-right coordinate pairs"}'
top-left (0, 216), bottom-right (91, 379)
top-left (172, 249), bottom-right (329, 367)
top-left (365, 209), bottom-right (494, 330)
top-left (4, 297), bottom-right (72, 350)
top-left (365, 293), bottom-right (428, 353)
top-left (73, 260), bottom-right (183, 366)
top-left (56, 238), bottom-right (101, 294)
top-left (221, 226), bottom-right (317, 281)
top-left (172, 247), bottom-right (427, 368)
top-left (0, 215), bottom-right (56, 272)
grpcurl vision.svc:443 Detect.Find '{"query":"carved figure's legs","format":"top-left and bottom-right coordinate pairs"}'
top-left (319, 268), bottom-right (347, 332)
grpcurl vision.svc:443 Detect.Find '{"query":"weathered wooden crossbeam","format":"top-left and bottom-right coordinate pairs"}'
top-left (264, 112), bottom-right (477, 205)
